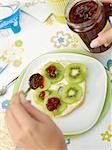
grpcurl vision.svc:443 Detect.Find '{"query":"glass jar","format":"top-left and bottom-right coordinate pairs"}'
top-left (65, 0), bottom-right (112, 53)
top-left (103, 3), bottom-right (112, 18)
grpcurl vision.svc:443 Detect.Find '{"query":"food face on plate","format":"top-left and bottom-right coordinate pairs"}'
top-left (28, 61), bottom-right (87, 117)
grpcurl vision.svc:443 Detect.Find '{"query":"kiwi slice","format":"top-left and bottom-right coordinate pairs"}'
top-left (41, 62), bottom-right (64, 84)
top-left (29, 73), bottom-right (51, 90)
top-left (33, 89), bottom-right (56, 106)
top-left (44, 94), bottom-right (67, 116)
top-left (61, 84), bottom-right (83, 104)
top-left (65, 63), bottom-right (87, 84)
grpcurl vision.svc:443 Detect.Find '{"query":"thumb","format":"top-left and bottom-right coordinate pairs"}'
top-left (90, 28), bottom-right (112, 48)
top-left (19, 92), bottom-right (50, 122)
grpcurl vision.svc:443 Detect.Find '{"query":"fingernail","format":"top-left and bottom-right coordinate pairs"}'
top-left (90, 40), bottom-right (100, 48)
top-left (19, 92), bottom-right (26, 103)
top-left (104, 42), bottom-right (110, 47)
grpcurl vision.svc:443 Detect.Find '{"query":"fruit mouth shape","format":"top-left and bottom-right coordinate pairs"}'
top-left (29, 73), bottom-right (50, 90)
top-left (39, 91), bottom-right (46, 100)
top-left (41, 62), bottom-right (64, 84)
top-left (33, 89), bottom-right (56, 106)
top-left (46, 97), bottom-right (61, 111)
top-left (65, 63), bottom-right (87, 84)
top-left (45, 95), bottom-right (67, 116)
top-left (61, 84), bottom-right (83, 104)
top-left (29, 73), bottom-right (44, 90)
top-left (33, 90), bottom-right (45, 105)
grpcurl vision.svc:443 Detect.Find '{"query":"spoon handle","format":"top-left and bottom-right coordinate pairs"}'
top-left (25, 87), bottom-right (31, 97)
top-left (7, 76), bottom-right (19, 88)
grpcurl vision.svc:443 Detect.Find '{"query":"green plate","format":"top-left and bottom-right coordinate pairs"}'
top-left (13, 50), bottom-right (112, 136)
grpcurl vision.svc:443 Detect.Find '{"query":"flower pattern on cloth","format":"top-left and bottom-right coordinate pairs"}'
top-left (51, 31), bottom-right (80, 48)
top-left (108, 125), bottom-right (112, 134)
top-left (24, 0), bottom-right (39, 8)
top-left (0, 39), bottom-right (24, 67)
top-left (1, 100), bottom-right (10, 110)
top-left (101, 124), bottom-right (112, 142)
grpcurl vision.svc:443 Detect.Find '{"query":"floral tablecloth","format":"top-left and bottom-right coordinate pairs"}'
top-left (0, 4), bottom-right (112, 150)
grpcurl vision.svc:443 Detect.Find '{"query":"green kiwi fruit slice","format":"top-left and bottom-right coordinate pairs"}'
top-left (61, 84), bottom-right (83, 104)
top-left (41, 62), bottom-right (64, 84)
top-left (43, 77), bottom-right (51, 90)
top-left (44, 94), bottom-right (67, 116)
top-left (33, 89), bottom-right (56, 106)
top-left (29, 73), bottom-right (51, 90)
top-left (65, 63), bottom-right (87, 83)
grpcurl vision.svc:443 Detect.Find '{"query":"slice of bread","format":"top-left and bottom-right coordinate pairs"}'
top-left (58, 81), bottom-right (86, 117)
top-left (32, 81), bottom-right (86, 118)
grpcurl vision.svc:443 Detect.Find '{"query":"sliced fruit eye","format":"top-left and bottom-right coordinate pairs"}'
top-left (46, 97), bottom-right (61, 111)
top-left (61, 84), bottom-right (83, 104)
top-left (71, 68), bottom-right (80, 77)
top-left (65, 63), bottom-right (87, 84)
top-left (68, 89), bottom-right (76, 97)
top-left (29, 73), bottom-right (44, 90)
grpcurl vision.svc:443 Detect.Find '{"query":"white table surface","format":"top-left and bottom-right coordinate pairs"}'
top-left (0, 9), bottom-right (112, 150)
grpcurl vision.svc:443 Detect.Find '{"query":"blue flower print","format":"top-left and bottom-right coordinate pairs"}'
top-left (2, 100), bottom-right (10, 110)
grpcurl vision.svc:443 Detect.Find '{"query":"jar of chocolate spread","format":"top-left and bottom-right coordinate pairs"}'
top-left (65, 0), bottom-right (112, 53)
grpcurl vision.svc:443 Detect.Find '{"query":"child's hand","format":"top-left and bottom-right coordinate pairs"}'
top-left (5, 92), bottom-right (67, 150)
top-left (90, 0), bottom-right (112, 48)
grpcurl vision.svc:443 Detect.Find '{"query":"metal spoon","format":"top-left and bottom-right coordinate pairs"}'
top-left (0, 76), bottom-right (19, 96)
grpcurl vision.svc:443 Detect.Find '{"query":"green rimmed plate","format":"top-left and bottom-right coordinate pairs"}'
top-left (13, 50), bottom-right (112, 136)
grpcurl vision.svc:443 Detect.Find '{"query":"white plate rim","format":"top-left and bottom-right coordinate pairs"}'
top-left (19, 52), bottom-right (107, 135)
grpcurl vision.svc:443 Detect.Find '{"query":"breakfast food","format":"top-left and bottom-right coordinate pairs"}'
top-left (60, 84), bottom-right (83, 104)
top-left (29, 61), bottom-right (87, 117)
top-left (29, 73), bottom-right (50, 90)
top-left (41, 62), bottom-right (64, 84)
top-left (33, 89), bottom-right (56, 105)
top-left (65, 63), bottom-right (87, 83)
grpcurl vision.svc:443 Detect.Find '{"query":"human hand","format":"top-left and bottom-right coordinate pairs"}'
top-left (90, 0), bottom-right (112, 48)
top-left (5, 92), bottom-right (67, 150)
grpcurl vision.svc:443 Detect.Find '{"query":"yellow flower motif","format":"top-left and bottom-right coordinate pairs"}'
top-left (13, 59), bottom-right (22, 67)
top-left (68, 34), bottom-right (79, 48)
top-left (0, 55), bottom-right (7, 61)
top-left (71, 43), bottom-right (77, 48)
top-left (15, 40), bottom-right (23, 47)
top-left (4, 50), bottom-right (9, 55)
top-left (108, 125), bottom-right (112, 133)
top-left (7, 58), bottom-right (12, 63)
top-left (101, 131), bottom-right (112, 142)
top-left (24, 0), bottom-right (37, 8)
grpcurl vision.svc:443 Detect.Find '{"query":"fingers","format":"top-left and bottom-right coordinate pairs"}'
top-left (90, 28), bottom-right (112, 48)
top-left (10, 92), bottom-right (37, 129)
top-left (19, 92), bottom-right (50, 123)
top-left (5, 109), bottom-right (21, 138)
